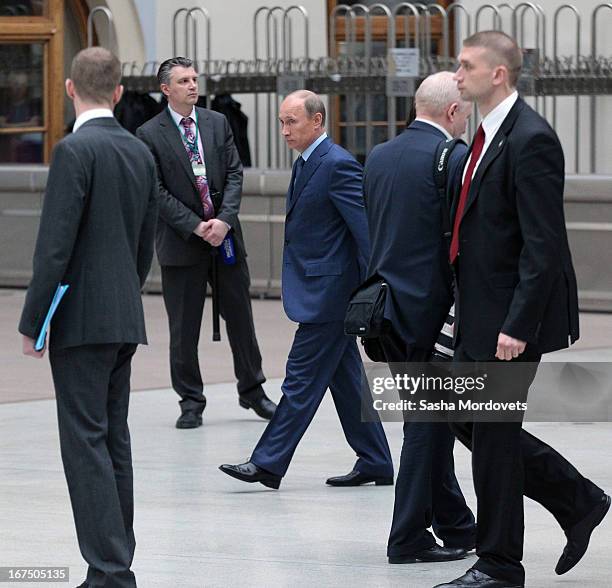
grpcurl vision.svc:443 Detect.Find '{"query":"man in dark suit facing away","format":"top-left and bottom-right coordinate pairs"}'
top-left (136, 57), bottom-right (276, 429)
top-left (19, 47), bottom-right (158, 588)
top-left (435, 32), bottom-right (610, 588)
top-left (219, 90), bottom-right (393, 489)
top-left (364, 71), bottom-right (476, 565)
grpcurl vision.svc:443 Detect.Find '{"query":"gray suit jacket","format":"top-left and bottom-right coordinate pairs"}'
top-left (136, 107), bottom-right (246, 266)
top-left (18, 117), bottom-right (158, 349)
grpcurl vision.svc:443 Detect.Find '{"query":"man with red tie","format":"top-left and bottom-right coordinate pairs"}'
top-left (435, 32), bottom-right (610, 588)
top-left (137, 58), bottom-right (276, 428)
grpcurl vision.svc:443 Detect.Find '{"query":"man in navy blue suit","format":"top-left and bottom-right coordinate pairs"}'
top-left (220, 90), bottom-right (393, 489)
top-left (364, 72), bottom-right (476, 564)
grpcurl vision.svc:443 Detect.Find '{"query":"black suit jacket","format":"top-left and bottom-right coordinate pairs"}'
top-left (18, 118), bottom-right (158, 349)
top-left (364, 121), bottom-right (466, 349)
top-left (452, 97), bottom-right (579, 359)
top-left (136, 107), bottom-right (246, 266)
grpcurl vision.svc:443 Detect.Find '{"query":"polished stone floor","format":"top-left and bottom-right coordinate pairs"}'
top-left (2, 288), bottom-right (611, 587)
top-left (1, 381), bottom-right (611, 588)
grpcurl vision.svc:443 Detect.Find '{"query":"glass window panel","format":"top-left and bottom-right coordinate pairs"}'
top-left (372, 125), bottom-right (389, 146)
top-left (0, 43), bottom-right (44, 130)
top-left (0, 1), bottom-right (46, 16)
top-left (0, 132), bottom-right (44, 162)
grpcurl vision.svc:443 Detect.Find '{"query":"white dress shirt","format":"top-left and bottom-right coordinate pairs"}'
top-left (168, 105), bottom-right (205, 165)
top-left (414, 117), bottom-right (452, 141)
top-left (72, 108), bottom-right (114, 133)
top-left (301, 132), bottom-right (328, 162)
top-left (462, 91), bottom-right (518, 183)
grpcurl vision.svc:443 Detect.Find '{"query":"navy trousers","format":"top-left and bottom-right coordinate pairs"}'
top-left (384, 343), bottom-right (476, 557)
top-left (251, 321), bottom-right (393, 478)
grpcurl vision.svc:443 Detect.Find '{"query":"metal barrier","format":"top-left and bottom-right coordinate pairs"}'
top-left (553, 4), bottom-right (581, 173)
top-left (172, 6), bottom-right (211, 64)
top-left (253, 5), bottom-right (309, 169)
top-left (171, 7), bottom-right (212, 107)
top-left (55, 2), bottom-right (612, 174)
top-left (590, 3), bottom-right (612, 173)
top-left (87, 6), bottom-right (115, 49)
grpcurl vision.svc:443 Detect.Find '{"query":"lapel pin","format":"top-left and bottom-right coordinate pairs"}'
top-left (498, 140), bottom-right (504, 148)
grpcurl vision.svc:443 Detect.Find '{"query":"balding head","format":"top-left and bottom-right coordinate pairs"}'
top-left (416, 71), bottom-right (464, 118)
top-left (414, 72), bottom-right (472, 138)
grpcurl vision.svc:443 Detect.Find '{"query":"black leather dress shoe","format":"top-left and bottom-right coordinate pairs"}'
top-left (326, 469), bottom-right (393, 486)
top-left (555, 493), bottom-right (610, 575)
top-left (433, 569), bottom-right (523, 587)
top-left (389, 545), bottom-right (467, 564)
top-left (219, 461), bottom-right (281, 489)
top-left (175, 410), bottom-right (203, 429)
top-left (239, 391), bottom-right (277, 420)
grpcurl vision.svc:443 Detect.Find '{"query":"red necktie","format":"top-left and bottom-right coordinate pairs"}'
top-left (449, 124), bottom-right (485, 263)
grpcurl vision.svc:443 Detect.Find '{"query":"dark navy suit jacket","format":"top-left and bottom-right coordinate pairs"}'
top-left (282, 137), bottom-right (370, 324)
top-left (364, 121), bottom-right (467, 350)
top-left (450, 98), bottom-right (579, 358)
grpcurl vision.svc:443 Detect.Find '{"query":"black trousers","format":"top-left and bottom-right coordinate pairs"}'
top-left (384, 341), bottom-right (476, 557)
top-left (50, 343), bottom-right (138, 588)
top-left (161, 255), bottom-right (265, 412)
top-left (451, 343), bottom-right (604, 585)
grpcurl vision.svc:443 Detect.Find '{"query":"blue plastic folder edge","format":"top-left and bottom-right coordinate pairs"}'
top-left (34, 284), bottom-right (69, 351)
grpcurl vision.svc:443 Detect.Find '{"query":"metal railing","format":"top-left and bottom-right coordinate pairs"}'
top-left (82, 2), bottom-right (612, 173)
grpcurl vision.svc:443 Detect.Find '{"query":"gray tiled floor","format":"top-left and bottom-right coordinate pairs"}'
top-left (1, 380), bottom-right (611, 587)
top-left (2, 288), bottom-right (612, 587)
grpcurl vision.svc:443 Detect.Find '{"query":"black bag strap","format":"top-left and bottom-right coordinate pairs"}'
top-left (433, 138), bottom-right (466, 248)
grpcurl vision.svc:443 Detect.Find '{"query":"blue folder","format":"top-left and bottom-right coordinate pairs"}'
top-left (34, 284), bottom-right (69, 351)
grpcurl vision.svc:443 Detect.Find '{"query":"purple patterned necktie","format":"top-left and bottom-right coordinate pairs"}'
top-left (181, 116), bottom-right (214, 220)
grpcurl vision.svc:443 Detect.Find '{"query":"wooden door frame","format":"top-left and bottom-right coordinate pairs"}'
top-left (0, 0), bottom-right (65, 162)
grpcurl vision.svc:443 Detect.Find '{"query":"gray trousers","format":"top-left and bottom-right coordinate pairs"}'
top-left (50, 343), bottom-right (138, 588)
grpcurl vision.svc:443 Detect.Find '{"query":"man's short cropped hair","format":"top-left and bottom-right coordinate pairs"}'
top-left (463, 30), bottom-right (523, 87)
top-left (70, 47), bottom-right (121, 104)
top-left (287, 90), bottom-right (326, 127)
top-left (157, 57), bottom-right (195, 86)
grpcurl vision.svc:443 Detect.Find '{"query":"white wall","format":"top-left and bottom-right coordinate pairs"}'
top-left (153, 0), bottom-right (328, 62)
top-left (87, 0), bottom-right (146, 63)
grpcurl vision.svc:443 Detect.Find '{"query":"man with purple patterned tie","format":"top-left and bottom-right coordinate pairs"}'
top-left (137, 57), bottom-right (276, 429)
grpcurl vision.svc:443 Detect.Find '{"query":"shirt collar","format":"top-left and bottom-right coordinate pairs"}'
top-left (481, 91), bottom-right (518, 139)
top-left (73, 108), bottom-right (114, 133)
top-left (414, 118), bottom-right (453, 141)
top-left (301, 132), bottom-right (328, 161)
top-left (168, 105), bottom-right (197, 127)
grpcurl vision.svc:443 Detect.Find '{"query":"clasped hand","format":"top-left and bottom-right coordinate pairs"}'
top-left (193, 219), bottom-right (229, 247)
